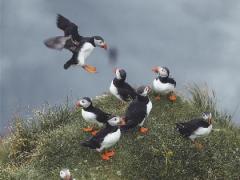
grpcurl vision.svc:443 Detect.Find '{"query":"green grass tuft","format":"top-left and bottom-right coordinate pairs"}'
top-left (0, 86), bottom-right (240, 179)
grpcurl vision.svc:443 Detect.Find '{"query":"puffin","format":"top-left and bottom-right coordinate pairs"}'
top-left (76, 97), bottom-right (111, 136)
top-left (176, 112), bottom-right (213, 150)
top-left (152, 66), bottom-right (177, 101)
top-left (120, 85), bottom-right (152, 133)
top-left (44, 14), bottom-right (107, 73)
top-left (81, 116), bottom-right (125, 160)
top-left (109, 68), bottom-right (137, 102)
top-left (60, 169), bottom-right (75, 180)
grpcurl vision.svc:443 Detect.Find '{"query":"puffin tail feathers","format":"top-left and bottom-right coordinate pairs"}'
top-left (44, 36), bottom-right (70, 50)
top-left (80, 141), bottom-right (96, 149)
top-left (176, 123), bottom-right (184, 131)
top-left (64, 61), bottom-right (72, 69)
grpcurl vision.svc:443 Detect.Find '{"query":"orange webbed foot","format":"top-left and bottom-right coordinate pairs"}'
top-left (101, 153), bottom-right (110, 161)
top-left (83, 64), bottom-right (97, 73)
top-left (83, 127), bottom-right (94, 132)
top-left (155, 96), bottom-right (161, 101)
top-left (91, 130), bottom-right (98, 136)
top-left (105, 150), bottom-right (115, 157)
top-left (168, 94), bottom-right (177, 102)
top-left (139, 127), bottom-right (149, 134)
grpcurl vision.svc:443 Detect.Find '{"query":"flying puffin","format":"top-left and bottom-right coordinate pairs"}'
top-left (60, 169), bottom-right (75, 180)
top-left (109, 68), bottom-right (137, 102)
top-left (81, 116), bottom-right (125, 160)
top-left (76, 97), bottom-right (111, 136)
top-left (152, 66), bottom-right (176, 102)
top-left (176, 112), bottom-right (213, 150)
top-left (44, 14), bottom-right (107, 73)
top-left (120, 86), bottom-right (152, 133)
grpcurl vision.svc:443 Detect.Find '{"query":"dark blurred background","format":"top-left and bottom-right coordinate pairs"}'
top-left (1, 0), bottom-right (240, 133)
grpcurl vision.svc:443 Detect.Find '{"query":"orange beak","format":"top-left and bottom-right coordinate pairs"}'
top-left (147, 86), bottom-right (152, 93)
top-left (119, 117), bottom-right (126, 126)
top-left (101, 43), bottom-right (108, 50)
top-left (113, 68), bottom-right (117, 73)
top-left (75, 101), bottom-right (81, 108)
top-left (152, 67), bottom-right (159, 73)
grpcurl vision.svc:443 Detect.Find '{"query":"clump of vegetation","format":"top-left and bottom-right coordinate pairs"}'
top-left (0, 86), bottom-right (239, 179)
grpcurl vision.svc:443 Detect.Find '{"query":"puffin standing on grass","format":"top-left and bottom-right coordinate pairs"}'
top-left (81, 116), bottom-right (125, 160)
top-left (176, 112), bottom-right (213, 150)
top-left (152, 66), bottom-right (176, 102)
top-left (76, 97), bottom-right (111, 136)
top-left (120, 86), bottom-right (152, 133)
top-left (109, 68), bottom-right (137, 102)
top-left (44, 14), bottom-right (107, 73)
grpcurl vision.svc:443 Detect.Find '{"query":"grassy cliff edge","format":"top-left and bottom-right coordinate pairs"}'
top-left (0, 85), bottom-right (240, 179)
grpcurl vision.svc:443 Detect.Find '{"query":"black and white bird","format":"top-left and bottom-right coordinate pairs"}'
top-left (120, 86), bottom-right (152, 133)
top-left (81, 116), bottom-right (125, 160)
top-left (109, 68), bottom-right (137, 102)
top-left (60, 169), bottom-right (75, 180)
top-left (176, 112), bottom-right (213, 149)
top-left (76, 97), bottom-right (111, 135)
top-left (152, 66), bottom-right (176, 101)
top-left (44, 14), bottom-right (107, 73)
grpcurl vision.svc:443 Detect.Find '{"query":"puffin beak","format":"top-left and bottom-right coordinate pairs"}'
top-left (119, 117), bottom-right (126, 126)
top-left (208, 118), bottom-right (212, 124)
top-left (113, 68), bottom-right (117, 73)
top-left (152, 66), bottom-right (159, 73)
top-left (75, 101), bottom-right (81, 108)
top-left (101, 43), bottom-right (108, 50)
top-left (147, 86), bottom-right (152, 93)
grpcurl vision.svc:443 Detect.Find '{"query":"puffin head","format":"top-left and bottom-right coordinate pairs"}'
top-left (93, 36), bottom-right (107, 49)
top-left (152, 66), bottom-right (169, 78)
top-left (114, 68), bottom-right (126, 81)
top-left (60, 169), bottom-right (72, 180)
top-left (136, 85), bottom-right (151, 97)
top-left (76, 97), bottom-right (92, 108)
top-left (107, 116), bottom-right (126, 126)
top-left (202, 112), bottom-right (212, 124)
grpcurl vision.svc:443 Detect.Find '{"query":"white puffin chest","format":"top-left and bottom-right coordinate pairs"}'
top-left (153, 78), bottom-right (175, 94)
top-left (77, 42), bottom-right (95, 65)
top-left (109, 80), bottom-right (122, 100)
top-left (81, 109), bottom-right (97, 123)
top-left (189, 124), bottom-right (213, 140)
top-left (100, 129), bottom-right (121, 150)
top-left (146, 100), bottom-right (152, 117)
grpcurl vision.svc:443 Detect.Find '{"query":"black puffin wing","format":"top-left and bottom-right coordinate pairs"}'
top-left (178, 119), bottom-right (208, 136)
top-left (56, 14), bottom-right (81, 41)
top-left (93, 108), bottom-right (112, 123)
top-left (125, 101), bottom-right (146, 123)
top-left (63, 52), bottom-right (78, 69)
top-left (122, 83), bottom-right (137, 99)
top-left (118, 84), bottom-right (137, 101)
top-left (168, 77), bottom-right (176, 87)
top-left (90, 127), bottom-right (112, 145)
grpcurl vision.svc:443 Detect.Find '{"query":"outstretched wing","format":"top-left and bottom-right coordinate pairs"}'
top-left (56, 14), bottom-right (82, 41)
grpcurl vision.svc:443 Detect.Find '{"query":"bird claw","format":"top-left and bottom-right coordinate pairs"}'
top-left (155, 96), bottom-right (161, 101)
top-left (91, 130), bottom-right (98, 136)
top-left (139, 127), bottom-right (149, 134)
top-left (83, 127), bottom-right (94, 132)
top-left (168, 94), bottom-right (177, 102)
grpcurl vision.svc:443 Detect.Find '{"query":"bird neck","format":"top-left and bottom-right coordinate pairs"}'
top-left (89, 37), bottom-right (96, 47)
top-left (158, 76), bottom-right (169, 82)
top-left (83, 104), bottom-right (94, 111)
top-left (114, 78), bottom-right (125, 85)
top-left (208, 118), bottom-right (212, 125)
top-left (137, 95), bottom-right (149, 103)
